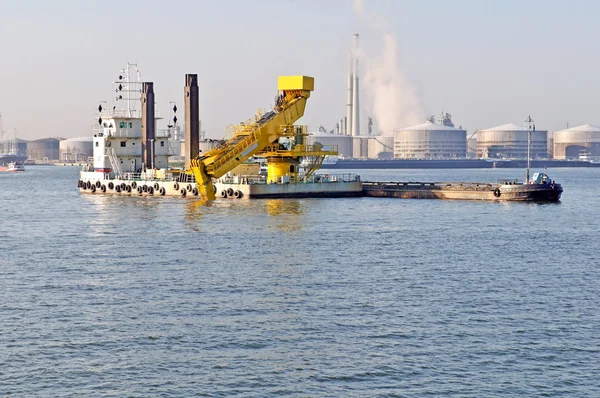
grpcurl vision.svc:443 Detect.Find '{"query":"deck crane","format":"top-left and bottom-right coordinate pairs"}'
top-left (189, 76), bottom-right (337, 200)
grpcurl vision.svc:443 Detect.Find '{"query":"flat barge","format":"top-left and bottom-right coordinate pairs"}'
top-left (362, 175), bottom-right (562, 202)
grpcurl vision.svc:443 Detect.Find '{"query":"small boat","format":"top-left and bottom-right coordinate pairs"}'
top-left (6, 161), bottom-right (25, 172)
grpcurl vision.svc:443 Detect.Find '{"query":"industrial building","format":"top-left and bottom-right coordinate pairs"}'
top-left (59, 137), bottom-right (93, 162)
top-left (27, 138), bottom-right (62, 161)
top-left (306, 131), bottom-right (353, 158)
top-left (368, 136), bottom-right (394, 159)
top-left (477, 123), bottom-right (547, 159)
top-left (393, 120), bottom-right (466, 159)
top-left (553, 124), bottom-right (600, 159)
top-left (16, 138), bottom-right (28, 157)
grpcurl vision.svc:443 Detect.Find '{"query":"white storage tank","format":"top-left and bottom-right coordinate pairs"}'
top-left (59, 137), bottom-right (93, 162)
top-left (368, 136), bottom-right (394, 159)
top-left (393, 121), bottom-right (466, 159)
top-left (199, 139), bottom-right (221, 155)
top-left (306, 132), bottom-right (353, 158)
top-left (553, 124), bottom-right (600, 159)
top-left (477, 123), bottom-right (547, 159)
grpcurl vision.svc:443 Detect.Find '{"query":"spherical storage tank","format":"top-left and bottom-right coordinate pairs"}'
top-left (553, 124), bottom-right (600, 159)
top-left (477, 123), bottom-right (547, 159)
top-left (393, 121), bottom-right (466, 159)
top-left (59, 137), bottom-right (93, 162)
top-left (27, 138), bottom-right (61, 161)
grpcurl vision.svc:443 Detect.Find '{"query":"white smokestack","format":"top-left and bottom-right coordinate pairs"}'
top-left (351, 34), bottom-right (360, 137)
top-left (346, 49), bottom-right (353, 136)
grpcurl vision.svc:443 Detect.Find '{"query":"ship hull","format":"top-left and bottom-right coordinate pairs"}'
top-left (362, 181), bottom-right (562, 202)
top-left (0, 154), bottom-right (27, 166)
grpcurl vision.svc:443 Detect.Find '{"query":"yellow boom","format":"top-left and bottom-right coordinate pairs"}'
top-left (189, 76), bottom-right (314, 200)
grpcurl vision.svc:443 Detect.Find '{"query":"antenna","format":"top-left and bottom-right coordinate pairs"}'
top-left (113, 62), bottom-right (141, 117)
top-left (524, 115), bottom-right (534, 183)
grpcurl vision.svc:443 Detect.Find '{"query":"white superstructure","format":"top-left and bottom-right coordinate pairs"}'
top-left (83, 63), bottom-right (176, 177)
top-left (92, 112), bottom-right (172, 173)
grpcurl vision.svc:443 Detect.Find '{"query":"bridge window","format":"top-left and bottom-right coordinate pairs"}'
top-left (160, 141), bottom-right (165, 147)
top-left (95, 142), bottom-right (99, 147)
top-left (129, 122), bottom-right (133, 128)
top-left (120, 141), bottom-right (126, 147)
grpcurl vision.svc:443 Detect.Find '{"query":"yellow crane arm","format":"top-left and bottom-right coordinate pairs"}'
top-left (189, 76), bottom-right (314, 200)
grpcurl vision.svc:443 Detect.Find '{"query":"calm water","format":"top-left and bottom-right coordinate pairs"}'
top-left (1, 166), bottom-right (599, 397)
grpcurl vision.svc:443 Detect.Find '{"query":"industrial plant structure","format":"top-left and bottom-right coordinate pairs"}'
top-left (59, 137), bottom-right (93, 162)
top-left (477, 123), bottom-right (547, 159)
top-left (27, 138), bottom-right (62, 161)
top-left (306, 131), bottom-right (353, 158)
top-left (367, 136), bottom-right (394, 159)
top-left (15, 139), bottom-right (28, 157)
top-left (552, 124), bottom-right (600, 159)
top-left (393, 118), bottom-right (466, 159)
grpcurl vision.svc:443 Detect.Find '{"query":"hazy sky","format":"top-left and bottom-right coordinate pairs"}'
top-left (2, 0), bottom-right (600, 140)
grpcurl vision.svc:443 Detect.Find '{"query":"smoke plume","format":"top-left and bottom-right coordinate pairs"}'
top-left (353, 0), bottom-right (425, 135)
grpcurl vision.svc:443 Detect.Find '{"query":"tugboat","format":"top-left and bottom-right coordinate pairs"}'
top-left (516, 115), bottom-right (563, 201)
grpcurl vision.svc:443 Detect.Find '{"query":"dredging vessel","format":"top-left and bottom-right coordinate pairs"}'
top-left (78, 69), bottom-right (561, 202)
top-left (79, 69), bottom-right (362, 198)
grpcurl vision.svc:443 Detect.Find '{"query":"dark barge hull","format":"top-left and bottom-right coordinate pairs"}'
top-left (361, 181), bottom-right (563, 202)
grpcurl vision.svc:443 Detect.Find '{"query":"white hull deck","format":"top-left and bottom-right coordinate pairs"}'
top-left (78, 172), bottom-right (362, 198)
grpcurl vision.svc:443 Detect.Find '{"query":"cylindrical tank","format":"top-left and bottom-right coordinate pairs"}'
top-left (59, 137), bottom-right (93, 162)
top-left (368, 136), bottom-right (394, 159)
top-left (306, 132), bottom-right (353, 158)
top-left (393, 121), bottom-right (466, 159)
top-left (552, 124), bottom-right (600, 159)
top-left (198, 139), bottom-right (220, 155)
top-left (27, 138), bottom-right (62, 161)
top-left (477, 123), bottom-right (547, 159)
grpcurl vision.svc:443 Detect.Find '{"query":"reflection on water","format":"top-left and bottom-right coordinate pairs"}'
top-left (265, 199), bottom-right (302, 216)
top-left (264, 199), bottom-right (304, 233)
top-left (183, 197), bottom-right (210, 222)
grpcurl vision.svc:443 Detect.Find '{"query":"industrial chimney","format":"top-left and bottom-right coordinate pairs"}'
top-left (141, 82), bottom-right (155, 170)
top-left (346, 49), bottom-right (353, 136)
top-left (184, 74), bottom-right (200, 170)
top-left (351, 34), bottom-right (360, 137)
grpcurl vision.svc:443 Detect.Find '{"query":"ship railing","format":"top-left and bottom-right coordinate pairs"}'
top-left (497, 178), bottom-right (520, 185)
top-left (92, 129), bottom-right (171, 139)
top-left (94, 128), bottom-right (140, 138)
top-left (361, 181), bottom-right (497, 188)
top-left (218, 174), bottom-right (267, 185)
top-left (217, 173), bottom-right (360, 185)
top-left (99, 109), bottom-right (161, 119)
top-left (116, 172), bottom-right (184, 182)
top-left (310, 173), bottom-right (360, 183)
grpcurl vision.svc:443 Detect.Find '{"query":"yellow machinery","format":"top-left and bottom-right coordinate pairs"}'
top-left (189, 76), bottom-right (337, 200)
